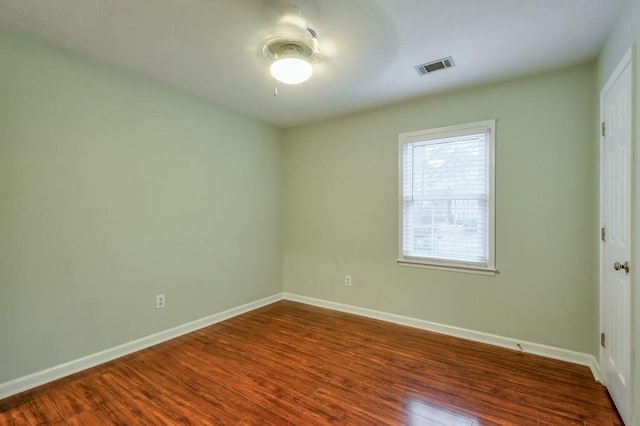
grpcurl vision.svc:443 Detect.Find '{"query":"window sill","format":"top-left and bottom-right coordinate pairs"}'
top-left (397, 259), bottom-right (498, 276)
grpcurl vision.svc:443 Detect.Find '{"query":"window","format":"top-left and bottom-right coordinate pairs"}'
top-left (398, 120), bottom-right (496, 275)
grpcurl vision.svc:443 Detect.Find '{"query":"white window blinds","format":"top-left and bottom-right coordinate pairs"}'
top-left (399, 120), bottom-right (495, 271)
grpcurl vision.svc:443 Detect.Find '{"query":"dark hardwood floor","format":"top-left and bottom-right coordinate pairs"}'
top-left (0, 301), bottom-right (623, 425)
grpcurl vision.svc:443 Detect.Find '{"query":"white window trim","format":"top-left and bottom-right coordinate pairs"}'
top-left (397, 119), bottom-right (497, 276)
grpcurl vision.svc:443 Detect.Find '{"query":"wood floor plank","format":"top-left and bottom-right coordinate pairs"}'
top-left (0, 301), bottom-right (624, 425)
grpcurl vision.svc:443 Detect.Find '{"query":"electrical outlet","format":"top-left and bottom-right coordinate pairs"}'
top-left (345, 275), bottom-right (352, 286)
top-left (156, 294), bottom-right (165, 309)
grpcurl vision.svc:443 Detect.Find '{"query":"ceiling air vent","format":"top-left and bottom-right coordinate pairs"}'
top-left (415, 56), bottom-right (455, 76)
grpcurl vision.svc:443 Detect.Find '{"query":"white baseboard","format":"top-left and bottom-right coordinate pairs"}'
top-left (1, 291), bottom-right (601, 401)
top-left (0, 293), bottom-right (284, 401)
top-left (283, 293), bottom-right (601, 381)
top-left (588, 356), bottom-right (601, 382)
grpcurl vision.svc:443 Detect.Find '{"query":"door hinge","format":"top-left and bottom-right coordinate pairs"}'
top-left (601, 227), bottom-right (606, 242)
top-left (602, 121), bottom-right (606, 137)
top-left (601, 332), bottom-right (606, 348)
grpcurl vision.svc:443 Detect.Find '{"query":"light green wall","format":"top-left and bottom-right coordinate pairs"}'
top-left (0, 29), bottom-right (282, 383)
top-left (598, 0), bottom-right (640, 423)
top-left (283, 64), bottom-right (597, 354)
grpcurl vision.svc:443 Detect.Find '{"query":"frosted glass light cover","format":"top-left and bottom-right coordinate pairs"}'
top-left (270, 58), bottom-right (313, 85)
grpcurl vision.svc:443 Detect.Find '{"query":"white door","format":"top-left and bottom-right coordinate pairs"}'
top-left (600, 49), bottom-right (633, 426)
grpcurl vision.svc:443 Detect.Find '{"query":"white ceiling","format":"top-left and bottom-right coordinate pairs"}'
top-left (0, 0), bottom-right (625, 128)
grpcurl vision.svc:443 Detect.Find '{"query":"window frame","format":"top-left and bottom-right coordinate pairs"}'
top-left (397, 119), bottom-right (497, 276)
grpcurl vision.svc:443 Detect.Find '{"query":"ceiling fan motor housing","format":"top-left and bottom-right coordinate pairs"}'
top-left (262, 34), bottom-right (320, 64)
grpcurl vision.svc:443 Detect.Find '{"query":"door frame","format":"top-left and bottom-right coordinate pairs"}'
top-left (599, 45), bottom-right (636, 424)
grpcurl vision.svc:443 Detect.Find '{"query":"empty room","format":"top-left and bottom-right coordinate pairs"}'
top-left (1, 0), bottom-right (639, 424)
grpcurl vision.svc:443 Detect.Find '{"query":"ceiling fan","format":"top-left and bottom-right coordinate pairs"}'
top-left (260, 0), bottom-right (322, 85)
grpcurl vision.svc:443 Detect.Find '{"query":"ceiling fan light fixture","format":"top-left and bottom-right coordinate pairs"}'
top-left (270, 56), bottom-right (313, 85)
top-left (262, 36), bottom-right (320, 85)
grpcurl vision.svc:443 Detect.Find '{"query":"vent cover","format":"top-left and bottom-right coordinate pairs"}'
top-left (415, 56), bottom-right (455, 76)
